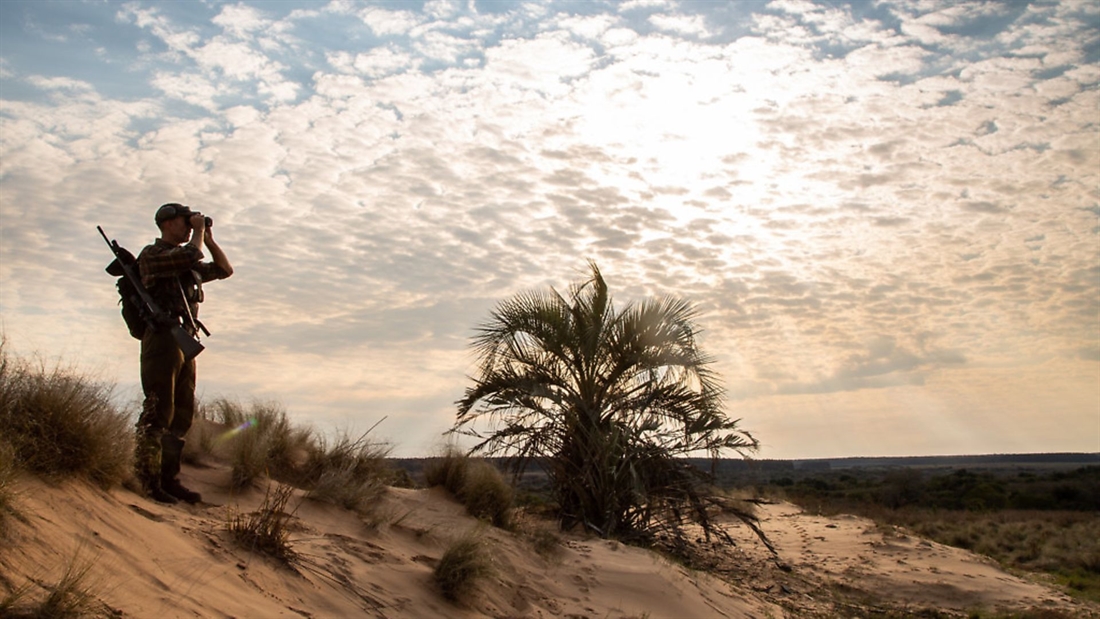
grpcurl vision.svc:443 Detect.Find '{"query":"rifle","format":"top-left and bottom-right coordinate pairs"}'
top-left (97, 226), bottom-right (205, 361)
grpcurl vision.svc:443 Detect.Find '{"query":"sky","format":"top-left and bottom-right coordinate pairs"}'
top-left (1, 0), bottom-right (1097, 459)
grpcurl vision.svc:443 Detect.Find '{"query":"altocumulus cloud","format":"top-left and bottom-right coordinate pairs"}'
top-left (0, 0), bottom-right (1096, 458)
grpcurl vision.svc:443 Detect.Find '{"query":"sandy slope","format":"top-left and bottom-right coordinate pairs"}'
top-left (1, 462), bottom-right (1095, 619)
top-left (717, 502), bottom-right (1095, 617)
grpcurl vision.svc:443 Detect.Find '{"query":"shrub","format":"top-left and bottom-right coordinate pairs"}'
top-left (434, 531), bottom-right (493, 603)
top-left (0, 344), bottom-right (132, 488)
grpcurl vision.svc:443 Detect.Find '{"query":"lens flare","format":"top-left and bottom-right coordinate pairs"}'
top-left (215, 418), bottom-right (256, 444)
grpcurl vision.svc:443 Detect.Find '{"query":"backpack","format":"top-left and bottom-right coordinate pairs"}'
top-left (105, 245), bottom-right (148, 340)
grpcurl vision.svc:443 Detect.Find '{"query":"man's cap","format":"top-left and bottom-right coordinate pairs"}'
top-left (155, 203), bottom-right (194, 224)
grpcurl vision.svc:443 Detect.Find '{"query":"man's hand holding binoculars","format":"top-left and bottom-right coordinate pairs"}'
top-left (188, 211), bottom-right (231, 276)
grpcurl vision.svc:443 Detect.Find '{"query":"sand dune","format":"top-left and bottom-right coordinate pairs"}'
top-left (717, 502), bottom-right (1092, 617)
top-left (1, 462), bottom-right (1094, 618)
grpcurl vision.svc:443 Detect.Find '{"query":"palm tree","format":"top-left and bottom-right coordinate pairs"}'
top-left (453, 263), bottom-right (758, 547)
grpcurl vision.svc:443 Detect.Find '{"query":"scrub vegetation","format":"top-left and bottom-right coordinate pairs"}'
top-left (0, 328), bottom-right (1094, 614)
top-left (185, 397), bottom-right (394, 513)
top-left (0, 342), bottom-right (133, 490)
top-left (0, 344), bottom-right (397, 569)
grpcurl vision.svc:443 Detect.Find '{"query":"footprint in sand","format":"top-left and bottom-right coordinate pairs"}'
top-left (571, 573), bottom-right (592, 593)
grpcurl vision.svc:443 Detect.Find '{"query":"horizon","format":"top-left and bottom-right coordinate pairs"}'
top-left (387, 450), bottom-right (1100, 461)
top-left (1, 0), bottom-right (1097, 459)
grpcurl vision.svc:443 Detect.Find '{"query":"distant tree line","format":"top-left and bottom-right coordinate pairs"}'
top-left (392, 457), bottom-right (1100, 513)
top-left (761, 465), bottom-right (1100, 512)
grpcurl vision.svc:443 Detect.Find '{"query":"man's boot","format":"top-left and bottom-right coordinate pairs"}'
top-left (161, 435), bottom-right (202, 504)
top-left (135, 429), bottom-right (177, 504)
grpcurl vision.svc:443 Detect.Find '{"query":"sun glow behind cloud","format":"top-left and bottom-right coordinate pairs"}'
top-left (0, 0), bottom-right (1096, 457)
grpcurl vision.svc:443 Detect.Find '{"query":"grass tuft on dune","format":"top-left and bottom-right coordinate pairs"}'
top-left (0, 542), bottom-right (114, 619)
top-left (425, 448), bottom-right (514, 528)
top-left (434, 529), bottom-right (494, 603)
top-left (0, 342), bottom-right (133, 490)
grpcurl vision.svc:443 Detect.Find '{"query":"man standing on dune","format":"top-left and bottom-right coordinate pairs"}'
top-left (136, 203), bottom-right (233, 504)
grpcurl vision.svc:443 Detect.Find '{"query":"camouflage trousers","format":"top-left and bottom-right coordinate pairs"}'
top-left (136, 329), bottom-right (196, 488)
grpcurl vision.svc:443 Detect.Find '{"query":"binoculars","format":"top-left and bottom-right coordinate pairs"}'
top-left (187, 216), bottom-right (214, 228)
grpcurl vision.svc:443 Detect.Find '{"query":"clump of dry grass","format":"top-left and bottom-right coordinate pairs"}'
top-left (300, 429), bottom-right (392, 513)
top-left (434, 530), bottom-right (494, 604)
top-left (227, 482), bottom-right (299, 566)
top-left (181, 405), bottom-right (222, 466)
top-left (0, 343), bottom-right (132, 489)
top-left (0, 544), bottom-right (113, 618)
top-left (206, 398), bottom-right (395, 523)
top-left (423, 447), bottom-right (470, 492)
top-left (425, 449), bottom-right (513, 528)
top-left (203, 398), bottom-right (312, 489)
top-left (0, 440), bottom-right (19, 537)
top-left (460, 460), bottom-right (514, 528)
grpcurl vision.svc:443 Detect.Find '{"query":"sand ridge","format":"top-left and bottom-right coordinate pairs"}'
top-left (1, 463), bottom-right (1095, 618)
